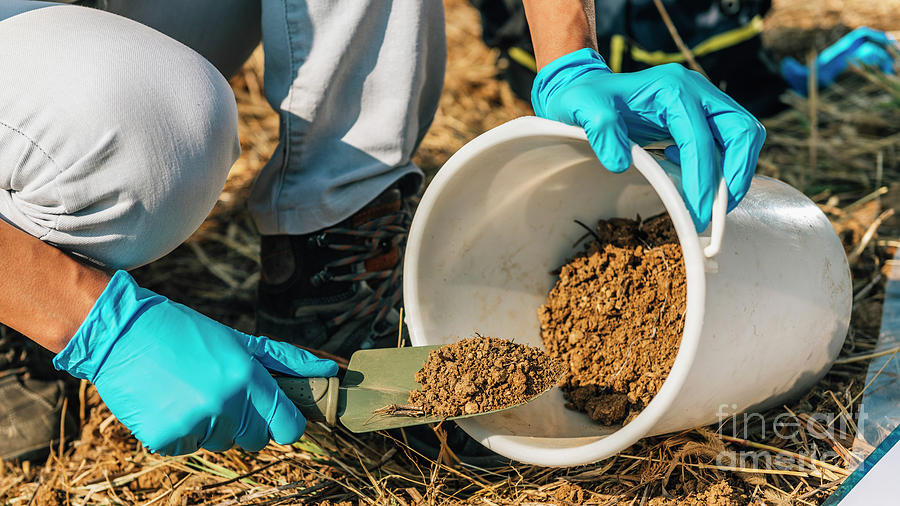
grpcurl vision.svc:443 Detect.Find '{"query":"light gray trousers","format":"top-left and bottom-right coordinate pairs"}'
top-left (0, 1), bottom-right (445, 270)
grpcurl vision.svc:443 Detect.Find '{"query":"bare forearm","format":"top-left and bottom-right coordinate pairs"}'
top-left (522, 0), bottom-right (596, 70)
top-left (0, 220), bottom-right (109, 352)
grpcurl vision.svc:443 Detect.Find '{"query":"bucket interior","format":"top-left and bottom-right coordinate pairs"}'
top-left (406, 134), bottom-right (680, 441)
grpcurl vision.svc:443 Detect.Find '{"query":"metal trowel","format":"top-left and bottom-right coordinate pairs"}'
top-left (275, 345), bottom-right (555, 432)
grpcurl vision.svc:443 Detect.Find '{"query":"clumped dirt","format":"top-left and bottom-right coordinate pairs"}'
top-left (649, 480), bottom-right (746, 505)
top-left (408, 336), bottom-right (563, 417)
top-left (539, 214), bottom-right (686, 425)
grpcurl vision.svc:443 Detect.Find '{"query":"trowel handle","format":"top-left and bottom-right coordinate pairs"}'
top-left (274, 376), bottom-right (340, 426)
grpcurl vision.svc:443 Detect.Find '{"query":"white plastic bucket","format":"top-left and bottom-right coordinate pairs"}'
top-left (403, 117), bottom-right (852, 467)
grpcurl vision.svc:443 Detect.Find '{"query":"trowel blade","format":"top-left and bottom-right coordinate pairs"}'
top-left (337, 345), bottom-right (555, 433)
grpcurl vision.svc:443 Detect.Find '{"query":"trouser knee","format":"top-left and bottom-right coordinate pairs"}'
top-left (0, 4), bottom-right (240, 269)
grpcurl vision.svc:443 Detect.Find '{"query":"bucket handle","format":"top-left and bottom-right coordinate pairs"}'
top-left (703, 178), bottom-right (728, 259)
top-left (636, 142), bottom-right (727, 259)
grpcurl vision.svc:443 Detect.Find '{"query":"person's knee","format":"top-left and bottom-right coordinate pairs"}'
top-left (92, 15), bottom-right (241, 269)
top-left (0, 5), bottom-right (239, 269)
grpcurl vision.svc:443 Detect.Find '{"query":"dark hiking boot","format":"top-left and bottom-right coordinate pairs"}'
top-left (256, 183), bottom-right (414, 358)
top-left (0, 326), bottom-right (75, 461)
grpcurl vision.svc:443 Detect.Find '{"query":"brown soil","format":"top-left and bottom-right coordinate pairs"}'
top-left (539, 214), bottom-right (686, 425)
top-left (408, 336), bottom-right (563, 417)
top-left (649, 480), bottom-right (746, 505)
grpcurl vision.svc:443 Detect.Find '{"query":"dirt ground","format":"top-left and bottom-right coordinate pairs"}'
top-left (2, 0), bottom-right (899, 504)
top-left (541, 215), bottom-right (686, 426)
top-left (408, 336), bottom-right (561, 418)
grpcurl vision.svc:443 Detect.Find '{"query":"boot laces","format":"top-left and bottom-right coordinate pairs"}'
top-left (308, 203), bottom-right (412, 335)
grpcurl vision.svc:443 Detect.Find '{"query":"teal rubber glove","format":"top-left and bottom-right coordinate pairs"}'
top-left (781, 27), bottom-right (898, 94)
top-left (53, 270), bottom-right (338, 456)
top-left (532, 48), bottom-right (766, 231)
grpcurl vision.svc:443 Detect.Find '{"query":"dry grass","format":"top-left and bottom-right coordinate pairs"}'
top-left (2, 0), bottom-right (900, 504)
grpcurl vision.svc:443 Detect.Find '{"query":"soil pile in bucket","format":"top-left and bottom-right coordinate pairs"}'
top-left (539, 214), bottom-right (686, 425)
top-left (408, 336), bottom-right (563, 417)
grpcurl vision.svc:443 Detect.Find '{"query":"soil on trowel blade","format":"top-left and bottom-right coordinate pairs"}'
top-left (408, 336), bottom-right (563, 418)
top-left (539, 214), bottom-right (687, 425)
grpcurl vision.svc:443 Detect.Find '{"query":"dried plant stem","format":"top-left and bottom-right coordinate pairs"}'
top-left (826, 390), bottom-right (862, 442)
top-left (849, 208), bottom-right (896, 262)
top-left (371, 404), bottom-right (426, 417)
top-left (397, 307), bottom-right (405, 348)
top-left (849, 350), bottom-right (899, 406)
top-left (834, 344), bottom-right (900, 364)
top-left (844, 186), bottom-right (888, 213)
top-left (854, 273), bottom-right (883, 302)
top-left (807, 50), bottom-right (819, 189)
top-left (716, 435), bottom-right (850, 476)
top-left (618, 454), bottom-right (811, 477)
top-left (651, 0), bottom-right (708, 78)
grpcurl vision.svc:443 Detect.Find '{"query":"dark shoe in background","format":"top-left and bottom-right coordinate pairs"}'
top-left (0, 326), bottom-right (76, 461)
top-left (256, 183), bottom-right (414, 358)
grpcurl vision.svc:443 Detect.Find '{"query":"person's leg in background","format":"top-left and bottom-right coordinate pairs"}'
top-left (252, 0), bottom-right (446, 358)
top-left (0, 1), bottom-right (240, 460)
